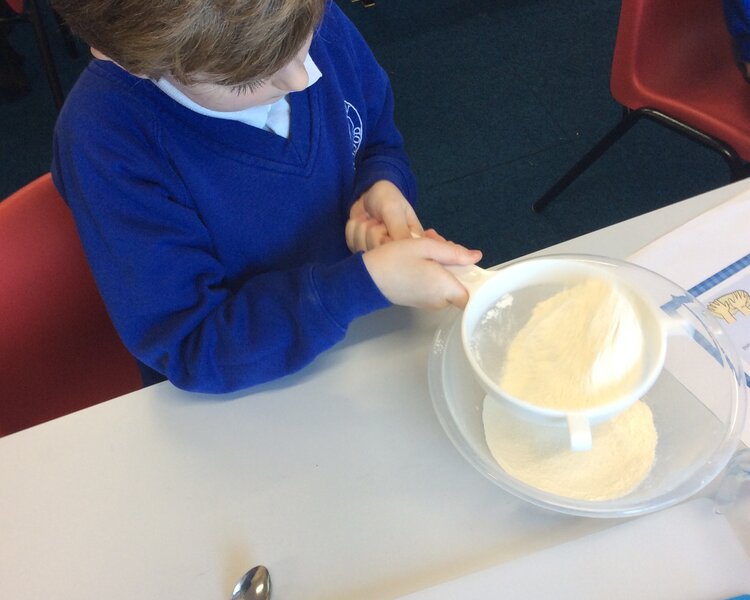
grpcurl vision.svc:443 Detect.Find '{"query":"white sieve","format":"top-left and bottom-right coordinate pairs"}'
top-left (450, 255), bottom-right (668, 451)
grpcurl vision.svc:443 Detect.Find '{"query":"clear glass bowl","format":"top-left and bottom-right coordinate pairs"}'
top-left (428, 254), bottom-right (747, 518)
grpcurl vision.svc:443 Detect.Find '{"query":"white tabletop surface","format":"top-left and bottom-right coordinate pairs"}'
top-left (2, 181), bottom-right (750, 600)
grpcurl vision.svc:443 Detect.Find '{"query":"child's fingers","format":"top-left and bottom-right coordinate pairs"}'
top-left (366, 225), bottom-right (390, 249)
top-left (446, 287), bottom-right (470, 310)
top-left (404, 205), bottom-right (425, 238)
top-left (381, 210), bottom-right (411, 241)
top-left (411, 236), bottom-right (482, 266)
top-left (422, 228), bottom-right (447, 242)
top-left (378, 202), bottom-right (422, 241)
top-left (346, 218), bottom-right (389, 252)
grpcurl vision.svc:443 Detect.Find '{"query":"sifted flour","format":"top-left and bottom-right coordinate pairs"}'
top-left (498, 278), bottom-right (646, 411)
top-left (482, 276), bottom-right (657, 500)
top-left (483, 397), bottom-right (657, 500)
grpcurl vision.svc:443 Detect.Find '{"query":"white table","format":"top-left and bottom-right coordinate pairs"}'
top-left (2, 181), bottom-right (750, 600)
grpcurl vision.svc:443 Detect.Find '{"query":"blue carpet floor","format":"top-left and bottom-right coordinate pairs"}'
top-left (1, 0), bottom-right (729, 266)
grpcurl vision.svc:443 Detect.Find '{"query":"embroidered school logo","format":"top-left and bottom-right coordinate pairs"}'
top-left (344, 100), bottom-right (363, 159)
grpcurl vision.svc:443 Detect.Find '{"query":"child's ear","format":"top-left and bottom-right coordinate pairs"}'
top-left (89, 48), bottom-right (148, 79)
top-left (90, 48), bottom-right (111, 61)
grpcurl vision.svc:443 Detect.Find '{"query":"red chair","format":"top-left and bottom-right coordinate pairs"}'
top-left (0, 174), bottom-right (142, 437)
top-left (532, 0), bottom-right (750, 212)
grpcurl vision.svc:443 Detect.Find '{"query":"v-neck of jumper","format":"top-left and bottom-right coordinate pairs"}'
top-left (94, 61), bottom-right (321, 176)
top-left (160, 85), bottom-right (322, 176)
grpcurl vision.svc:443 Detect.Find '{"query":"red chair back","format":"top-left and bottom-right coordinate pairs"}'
top-left (611, 0), bottom-right (750, 160)
top-left (5, 0), bottom-right (23, 14)
top-left (0, 174), bottom-right (141, 436)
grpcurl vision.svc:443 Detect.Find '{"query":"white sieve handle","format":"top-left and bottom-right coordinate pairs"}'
top-left (445, 264), bottom-right (494, 295)
top-left (567, 413), bottom-right (593, 452)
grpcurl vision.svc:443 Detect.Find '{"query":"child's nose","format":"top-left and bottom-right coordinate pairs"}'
top-left (274, 59), bottom-right (309, 92)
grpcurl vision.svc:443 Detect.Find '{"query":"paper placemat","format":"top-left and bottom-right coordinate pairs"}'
top-left (629, 188), bottom-right (750, 289)
top-left (629, 189), bottom-right (750, 446)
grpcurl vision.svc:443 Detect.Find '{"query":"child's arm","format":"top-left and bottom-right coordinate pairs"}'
top-left (332, 6), bottom-right (482, 308)
top-left (331, 4), bottom-right (418, 226)
top-left (725, 0), bottom-right (750, 77)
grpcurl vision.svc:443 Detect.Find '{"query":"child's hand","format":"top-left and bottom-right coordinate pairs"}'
top-left (362, 236), bottom-right (482, 309)
top-left (346, 180), bottom-right (423, 253)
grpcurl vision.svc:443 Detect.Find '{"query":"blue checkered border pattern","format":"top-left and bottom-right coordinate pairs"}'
top-left (659, 254), bottom-right (750, 385)
top-left (687, 253), bottom-right (750, 297)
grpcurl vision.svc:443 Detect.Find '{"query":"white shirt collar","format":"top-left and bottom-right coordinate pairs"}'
top-left (154, 54), bottom-right (322, 131)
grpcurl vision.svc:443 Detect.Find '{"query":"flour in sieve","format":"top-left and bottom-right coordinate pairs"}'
top-left (498, 278), bottom-right (646, 411)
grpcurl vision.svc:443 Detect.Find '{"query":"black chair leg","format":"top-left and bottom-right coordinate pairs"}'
top-left (26, 0), bottom-right (64, 111)
top-left (637, 107), bottom-right (750, 185)
top-left (532, 109), bottom-right (640, 213)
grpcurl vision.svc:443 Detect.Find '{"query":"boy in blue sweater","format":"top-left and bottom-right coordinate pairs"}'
top-left (50, 0), bottom-right (481, 393)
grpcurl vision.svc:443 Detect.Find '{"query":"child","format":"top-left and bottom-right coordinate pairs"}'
top-left (50, 0), bottom-right (481, 393)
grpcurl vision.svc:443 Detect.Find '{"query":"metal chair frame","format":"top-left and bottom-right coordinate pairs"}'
top-left (2, 0), bottom-right (79, 110)
top-left (532, 107), bottom-right (750, 213)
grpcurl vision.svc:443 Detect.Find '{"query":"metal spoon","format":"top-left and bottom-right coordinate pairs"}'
top-left (231, 565), bottom-right (271, 600)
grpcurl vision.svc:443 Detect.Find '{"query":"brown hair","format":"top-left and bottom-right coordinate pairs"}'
top-left (50, 0), bottom-right (326, 86)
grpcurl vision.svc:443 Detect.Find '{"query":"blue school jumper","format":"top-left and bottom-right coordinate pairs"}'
top-left (51, 3), bottom-right (416, 392)
top-left (725, 0), bottom-right (750, 62)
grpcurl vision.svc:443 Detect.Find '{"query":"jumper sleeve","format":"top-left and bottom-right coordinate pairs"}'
top-left (333, 7), bottom-right (418, 207)
top-left (724, 0), bottom-right (750, 62)
top-left (52, 95), bottom-right (389, 393)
